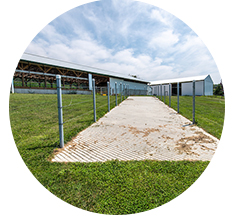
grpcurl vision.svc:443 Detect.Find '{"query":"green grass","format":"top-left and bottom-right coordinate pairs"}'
top-left (159, 95), bottom-right (225, 139)
top-left (9, 93), bottom-right (209, 214)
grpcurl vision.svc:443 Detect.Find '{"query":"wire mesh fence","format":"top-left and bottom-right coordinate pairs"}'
top-left (9, 93), bottom-right (61, 149)
top-left (156, 81), bottom-right (196, 125)
top-left (128, 89), bottom-right (147, 96)
top-left (57, 79), bottom-right (130, 147)
top-left (10, 75), bottom-right (149, 148)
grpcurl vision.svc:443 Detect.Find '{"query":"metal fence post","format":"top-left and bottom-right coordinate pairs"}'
top-left (11, 78), bottom-right (14, 93)
top-left (56, 75), bottom-right (64, 148)
top-left (164, 86), bottom-right (165, 103)
top-left (161, 84), bottom-right (162, 100)
top-left (92, 79), bottom-right (96, 122)
top-left (158, 85), bottom-right (159, 98)
top-left (177, 82), bottom-right (179, 113)
top-left (123, 83), bottom-right (125, 99)
top-left (120, 82), bottom-right (122, 102)
top-left (107, 81), bottom-right (110, 112)
top-left (193, 80), bottom-right (195, 124)
top-left (169, 83), bottom-right (171, 107)
top-left (115, 82), bottom-right (117, 106)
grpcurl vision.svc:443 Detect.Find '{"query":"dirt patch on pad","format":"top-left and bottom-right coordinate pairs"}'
top-left (175, 142), bottom-right (194, 155)
top-left (127, 126), bottom-right (160, 137)
top-left (175, 131), bottom-right (215, 156)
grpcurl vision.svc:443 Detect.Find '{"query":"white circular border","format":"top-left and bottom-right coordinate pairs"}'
top-left (1, 1), bottom-right (233, 216)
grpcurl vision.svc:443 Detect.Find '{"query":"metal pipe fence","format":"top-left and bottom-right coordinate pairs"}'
top-left (11, 74), bottom-right (150, 149)
top-left (156, 81), bottom-right (196, 125)
top-left (56, 78), bottom-right (142, 148)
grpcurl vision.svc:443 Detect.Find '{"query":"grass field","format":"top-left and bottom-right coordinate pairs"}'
top-left (9, 93), bottom-right (213, 214)
top-left (158, 95), bottom-right (225, 139)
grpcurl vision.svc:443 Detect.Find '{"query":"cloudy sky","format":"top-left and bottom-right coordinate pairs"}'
top-left (25, 0), bottom-right (221, 83)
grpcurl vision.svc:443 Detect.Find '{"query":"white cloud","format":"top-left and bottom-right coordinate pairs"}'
top-left (40, 25), bottom-right (69, 45)
top-left (150, 9), bottom-right (168, 25)
top-left (154, 57), bottom-right (163, 65)
top-left (25, 0), bottom-right (221, 83)
top-left (26, 41), bottom-right (48, 56)
top-left (149, 30), bottom-right (179, 49)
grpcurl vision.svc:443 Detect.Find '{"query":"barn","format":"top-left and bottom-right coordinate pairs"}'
top-left (13, 53), bottom-right (149, 95)
top-left (150, 75), bottom-right (214, 96)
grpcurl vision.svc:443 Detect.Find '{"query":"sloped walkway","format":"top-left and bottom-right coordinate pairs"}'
top-left (51, 96), bottom-right (219, 162)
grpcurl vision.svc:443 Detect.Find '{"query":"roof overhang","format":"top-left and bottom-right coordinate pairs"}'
top-left (20, 53), bottom-right (149, 84)
top-left (150, 75), bottom-right (210, 85)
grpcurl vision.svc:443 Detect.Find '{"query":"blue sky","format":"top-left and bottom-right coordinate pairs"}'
top-left (26, 0), bottom-right (221, 83)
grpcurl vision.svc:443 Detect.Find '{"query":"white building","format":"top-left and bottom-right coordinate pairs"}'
top-left (150, 75), bottom-right (213, 96)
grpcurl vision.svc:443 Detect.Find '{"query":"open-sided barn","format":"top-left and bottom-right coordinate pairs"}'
top-left (13, 53), bottom-right (149, 95)
top-left (13, 53), bottom-right (214, 97)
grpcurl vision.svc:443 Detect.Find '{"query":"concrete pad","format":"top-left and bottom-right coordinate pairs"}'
top-left (51, 96), bottom-right (219, 162)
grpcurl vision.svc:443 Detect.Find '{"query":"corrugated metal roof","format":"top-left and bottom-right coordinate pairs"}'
top-left (150, 75), bottom-right (210, 85)
top-left (21, 53), bottom-right (149, 83)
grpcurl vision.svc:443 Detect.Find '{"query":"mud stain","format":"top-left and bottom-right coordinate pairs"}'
top-left (127, 126), bottom-right (160, 137)
top-left (175, 131), bottom-right (216, 156)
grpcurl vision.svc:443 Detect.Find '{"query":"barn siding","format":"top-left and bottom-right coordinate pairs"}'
top-left (204, 75), bottom-right (213, 95)
top-left (109, 78), bottom-right (147, 94)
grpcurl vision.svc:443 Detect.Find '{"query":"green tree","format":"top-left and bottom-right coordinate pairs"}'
top-left (214, 80), bottom-right (224, 96)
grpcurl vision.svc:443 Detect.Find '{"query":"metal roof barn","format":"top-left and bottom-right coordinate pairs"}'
top-left (14, 53), bottom-right (149, 95)
top-left (150, 75), bottom-right (214, 96)
top-left (21, 53), bottom-right (149, 83)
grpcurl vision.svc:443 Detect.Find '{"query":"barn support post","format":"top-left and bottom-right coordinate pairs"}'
top-left (92, 79), bottom-right (96, 122)
top-left (56, 75), bottom-right (64, 148)
top-left (169, 83), bottom-right (171, 107)
top-left (22, 74), bottom-right (25, 87)
top-left (29, 71), bottom-right (32, 89)
top-left (193, 80), bottom-right (195, 124)
top-left (177, 82), bottom-right (179, 113)
top-left (44, 75), bottom-right (47, 89)
top-left (115, 82), bottom-right (118, 106)
top-left (107, 81), bottom-right (110, 112)
top-left (62, 77), bottom-right (65, 88)
top-left (164, 86), bottom-right (165, 103)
